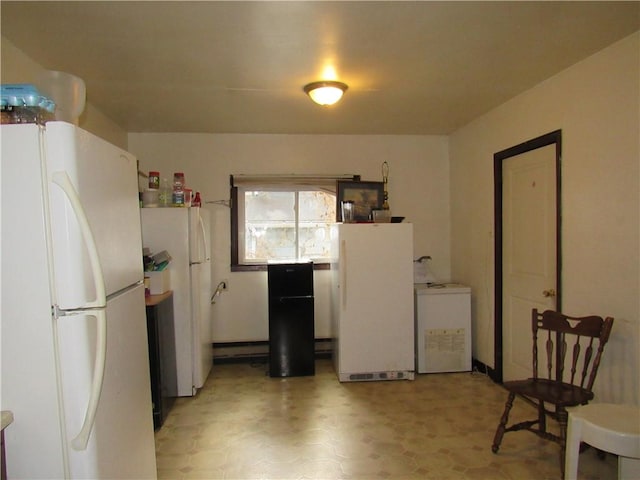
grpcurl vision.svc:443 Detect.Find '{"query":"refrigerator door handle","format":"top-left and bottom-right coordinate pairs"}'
top-left (198, 215), bottom-right (209, 261)
top-left (278, 295), bottom-right (314, 302)
top-left (341, 240), bottom-right (347, 309)
top-left (51, 171), bottom-right (107, 308)
top-left (70, 307), bottom-right (107, 451)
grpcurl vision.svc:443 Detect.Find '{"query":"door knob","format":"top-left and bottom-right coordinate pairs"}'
top-left (542, 289), bottom-right (556, 297)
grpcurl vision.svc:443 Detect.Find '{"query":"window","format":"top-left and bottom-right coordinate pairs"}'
top-left (231, 175), bottom-right (359, 270)
top-left (241, 188), bottom-right (335, 262)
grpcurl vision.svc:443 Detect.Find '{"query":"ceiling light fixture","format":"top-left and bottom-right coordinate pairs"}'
top-left (303, 81), bottom-right (348, 106)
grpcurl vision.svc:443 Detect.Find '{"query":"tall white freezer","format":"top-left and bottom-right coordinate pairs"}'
top-left (141, 207), bottom-right (213, 396)
top-left (330, 223), bottom-right (415, 381)
top-left (414, 284), bottom-right (472, 373)
top-left (1, 122), bottom-right (157, 479)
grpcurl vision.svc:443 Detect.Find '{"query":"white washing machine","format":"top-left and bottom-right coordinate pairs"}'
top-left (414, 283), bottom-right (472, 373)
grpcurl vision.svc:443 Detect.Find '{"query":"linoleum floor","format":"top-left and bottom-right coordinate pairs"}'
top-left (155, 359), bottom-right (616, 479)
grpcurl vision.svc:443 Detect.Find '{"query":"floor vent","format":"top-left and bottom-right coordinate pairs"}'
top-left (344, 371), bottom-right (415, 382)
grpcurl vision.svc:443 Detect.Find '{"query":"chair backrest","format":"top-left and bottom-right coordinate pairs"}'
top-left (531, 309), bottom-right (614, 391)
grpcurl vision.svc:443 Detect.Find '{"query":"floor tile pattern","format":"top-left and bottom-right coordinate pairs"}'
top-left (155, 359), bottom-right (616, 479)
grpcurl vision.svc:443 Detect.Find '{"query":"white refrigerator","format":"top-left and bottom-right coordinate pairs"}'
top-left (141, 207), bottom-right (213, 396)
top-left (330, 223), bottom-right (415, 382)
top-left (1, 122), bottom-right (157, 478)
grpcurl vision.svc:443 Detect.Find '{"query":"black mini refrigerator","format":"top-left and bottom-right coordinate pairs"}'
top-left (268, 262), bottom-right (315, 377)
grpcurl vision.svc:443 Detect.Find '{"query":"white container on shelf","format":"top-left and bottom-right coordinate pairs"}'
top-left (146, 269), bottom-right (170, 295)
top-left (141, 189), bottom-right (159, 207)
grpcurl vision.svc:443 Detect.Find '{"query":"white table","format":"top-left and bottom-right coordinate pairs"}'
top-left (1, 411), bottom-right (14, 480)
top-left (565, 403), bottom-right (640, 480)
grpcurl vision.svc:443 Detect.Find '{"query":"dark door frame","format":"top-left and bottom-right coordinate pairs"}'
top-left (492, 130), bottom-right (563, 384)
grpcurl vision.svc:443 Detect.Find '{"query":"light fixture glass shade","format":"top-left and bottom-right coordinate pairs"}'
top-left (304, 81), bottom-right (348, 106)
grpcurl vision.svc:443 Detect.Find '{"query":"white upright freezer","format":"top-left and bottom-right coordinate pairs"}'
top-left (330, 223), bottom-right (415, 381)
top-left (1, 122), bottom-right (157, 479)
top-left (141, 207), bottom-right (213, 396)
top-left (414, 283), bottom-right (472, 373)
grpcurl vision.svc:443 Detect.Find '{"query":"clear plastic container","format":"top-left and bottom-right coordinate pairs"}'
top-left (142, 189), bottom-right (160, 207)
top-left (172, 172), bottom-right (185, 206)
top-left (1, 84), bottom-right (56, 125)
top-left (372, 209), bottom-right (391, 223)
top-left (159, 179), bottom-right (171, 207)
top-left (341, 201), bottom-right (355, 223)
top-left (36, 70), bottom-right (85, 124)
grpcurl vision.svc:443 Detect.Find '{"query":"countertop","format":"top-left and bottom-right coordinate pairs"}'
top-left (1, 411), bottom-right (13, 431)
top-left (145, 290), bottom-right (173, 307)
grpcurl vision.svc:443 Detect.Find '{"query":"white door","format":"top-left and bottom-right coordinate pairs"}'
top-left (338, 224), bottom-right (414, 374)
top-left (191, 261), bottom-right (213, 389)
top-left (57, 284), bottom-right (156, 478)
top-left (141, 207), bottom-right (194, 396)
top-left (45, 122), bottom-right (143, 306)
top-left (2, 123), bottom-right (68, 478)
top-left (190, 208), bottom-right (213, 389)
top-left (189, 207), bottom-right (207, 263)
top-left (502, 144), bottom-right (558, 381)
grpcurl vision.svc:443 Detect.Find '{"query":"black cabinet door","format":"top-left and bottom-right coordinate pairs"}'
top-left (267, 262), bottom-right (314, 298)
top-left (146, 293), bottom-right (177, 429)
top-left (269, 296), bottom-right (315, 377)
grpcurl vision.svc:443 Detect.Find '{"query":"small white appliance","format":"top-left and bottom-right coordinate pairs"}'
top-left (1, 122), bottom-right (157, 478)
top-left (330, 223), bottom-right (415, 381)
top-left (141, 207), bottom-right (213, 396)
top-left (414, 283), bottom-right (472, 373)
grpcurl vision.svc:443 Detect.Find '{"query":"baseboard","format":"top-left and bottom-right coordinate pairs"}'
top-left (213, 339), bottom-right (332, 365)
top-left (472, 358), bottom-right (498, 383)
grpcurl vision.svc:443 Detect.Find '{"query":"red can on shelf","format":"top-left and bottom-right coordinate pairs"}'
top-left (148, 171), bottom-right (160, 190)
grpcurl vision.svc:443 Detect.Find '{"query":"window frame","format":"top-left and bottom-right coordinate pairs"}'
top-left (230, 174), bottom-right (359, 271)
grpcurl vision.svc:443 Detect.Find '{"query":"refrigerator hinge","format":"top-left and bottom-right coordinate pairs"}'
top-left (52, 305), bottom-right (67, 317)
top-left (52, 304), bottom-right (103, 317)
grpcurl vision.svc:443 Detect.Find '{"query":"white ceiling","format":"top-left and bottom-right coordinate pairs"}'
top-left (2, 1), bottom-right (638, 135)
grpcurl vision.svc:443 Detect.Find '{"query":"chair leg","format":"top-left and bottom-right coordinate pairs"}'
top-left (538, 401), bottom-right (546, 433)
top-left (492, 392), bottom-right (516, 453)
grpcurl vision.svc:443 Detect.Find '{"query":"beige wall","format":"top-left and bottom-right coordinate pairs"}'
top-left (1, 36), bottom-right (128, 149)
top-left (450, 32), bottom-right (640, 404)
top-left (5, 28), bottom-right (637, 403)
top-left (128, 133), bottom-right (451, 341)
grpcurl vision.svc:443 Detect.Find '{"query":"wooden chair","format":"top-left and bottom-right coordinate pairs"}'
top-left (491, 308), bottom-right (614, 477)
